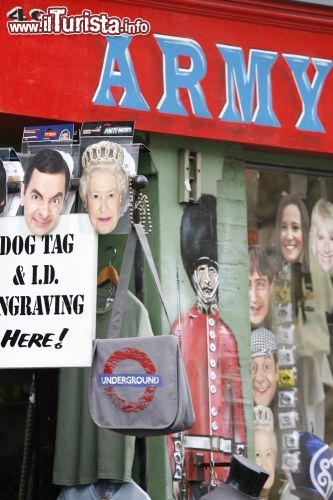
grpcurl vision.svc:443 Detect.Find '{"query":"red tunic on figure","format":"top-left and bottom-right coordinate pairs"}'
top-left (168, 303), bottom-right (246, 489)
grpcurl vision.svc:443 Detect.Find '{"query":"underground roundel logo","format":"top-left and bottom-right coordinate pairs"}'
top-left (102, 347), bottom-right (158, 413)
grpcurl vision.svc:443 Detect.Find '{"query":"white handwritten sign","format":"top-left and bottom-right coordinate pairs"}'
top-left (0, 214), bottom-right (97, 367)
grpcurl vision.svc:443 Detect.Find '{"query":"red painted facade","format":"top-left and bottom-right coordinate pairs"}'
top-left (1, 0), bottom-right (333, 155)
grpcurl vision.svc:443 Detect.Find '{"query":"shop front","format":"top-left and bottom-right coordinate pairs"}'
top-left (1, 1), bottom-right (333, 499)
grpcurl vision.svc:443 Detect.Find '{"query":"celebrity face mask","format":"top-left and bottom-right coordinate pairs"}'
top-left (252, 354), bottom-right (278, 407)
top-left (21, 169), bottom-right (67, 236)
top-left (249, 270), bottom-right (272, 327)
top-left (86, 169), bottom-right (123, 234)
top-left (255, 428), bottom-right (277, 490)
top-left (313, 224), bottom-right (333, 272)
top-left (279, 204), bottom-right (304, 264)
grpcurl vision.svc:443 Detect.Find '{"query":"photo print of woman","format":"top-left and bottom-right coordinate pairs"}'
top-left (254, 405), bottom-right (278, 500)
top-left (79, 141), bottom-right (136, 234)
top-left (310, 198), bottom-right (333, 274)
top-left (275, 193), bottom-right (310, 271)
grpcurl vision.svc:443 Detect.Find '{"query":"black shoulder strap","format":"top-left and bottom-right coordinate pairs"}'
top-left (107, 223), bottom-right (171, 339)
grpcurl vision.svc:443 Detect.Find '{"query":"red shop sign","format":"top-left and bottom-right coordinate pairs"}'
top-left (1, 0), bottom-right (333, 154)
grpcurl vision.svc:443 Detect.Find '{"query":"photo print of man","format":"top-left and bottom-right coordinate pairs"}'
top-left (20, 148), bottom-right (70, 236)
top-left (248, 245), bottom-right (274, 329)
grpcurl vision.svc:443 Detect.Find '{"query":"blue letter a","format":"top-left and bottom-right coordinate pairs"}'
top-left (93, 35), bottom-right (149, 111)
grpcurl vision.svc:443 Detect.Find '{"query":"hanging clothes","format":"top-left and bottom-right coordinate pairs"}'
top-left (57, 479), bottom-right (151, 499)
top-left (295, 252), bottom-right (333, 438)
top-left (52, 288), bottom-right (154, 486)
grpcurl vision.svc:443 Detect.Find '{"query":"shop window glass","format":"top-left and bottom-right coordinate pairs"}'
top-left (246, 166), bottom-right (333, 498)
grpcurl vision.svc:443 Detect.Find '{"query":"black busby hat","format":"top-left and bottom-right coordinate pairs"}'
top-left (180, 194), bottom-right (217, 286)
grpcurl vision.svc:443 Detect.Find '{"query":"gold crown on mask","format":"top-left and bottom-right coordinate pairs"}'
top-left (82, 141), bottom-right (125, 171)
top-left (254, 405), bottom-right (274, 430)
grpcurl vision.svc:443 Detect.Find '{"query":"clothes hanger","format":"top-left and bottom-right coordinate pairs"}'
top-left (97, 265), bottom-right (119, 286)
top-left (97, 247), bottom-right (119, 286)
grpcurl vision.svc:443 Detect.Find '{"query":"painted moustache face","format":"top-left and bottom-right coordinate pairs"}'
top-left (197, 264), bottom-right (218, 294)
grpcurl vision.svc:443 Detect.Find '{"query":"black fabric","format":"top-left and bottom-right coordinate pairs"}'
top-left (199, 455), bottom-right (268, 499)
